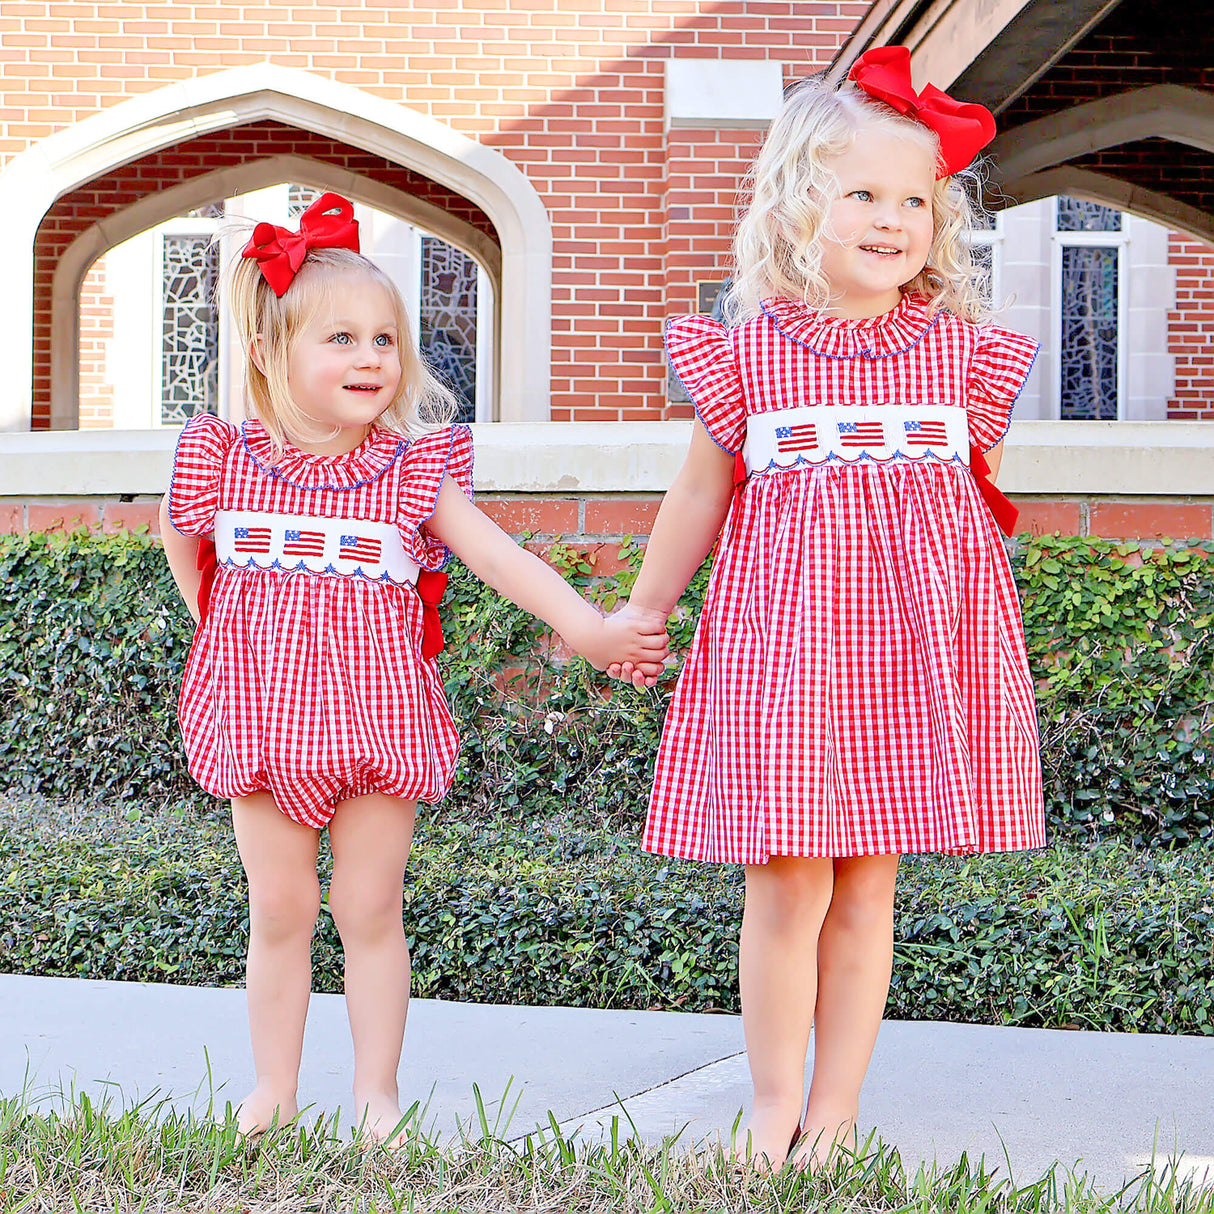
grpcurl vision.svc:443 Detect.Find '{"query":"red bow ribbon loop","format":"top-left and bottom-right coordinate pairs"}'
top-left (970, 445), bottom-right (1019, 537)
top-left (415, 569), bottom-right (449, 659)
top-left (847, 46), bottom-right (996, 178)
top-left (195, 536), bottom-right (219, 624)
top-left (240, 192), bottom-right (361, 296)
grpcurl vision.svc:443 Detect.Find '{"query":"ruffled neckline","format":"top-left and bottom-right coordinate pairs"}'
top-left (239, 418), bottom-right (407, 490)
top-left (759, 291), bottom-right (942, 360)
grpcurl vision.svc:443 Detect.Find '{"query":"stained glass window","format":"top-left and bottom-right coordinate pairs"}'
top-left (161, 235), bottom-right (220, 425)
top-left (1060, 245), bottom-right (1118, 420)
top-left (1057, 197), bottom-right (1121, 233)
top-left (419, 236), bottom-right (477, 423)
top-left (970, 240), bottom-right (994, 306)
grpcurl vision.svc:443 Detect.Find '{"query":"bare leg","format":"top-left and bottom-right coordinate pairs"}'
top-left (230, 792), bottom-right (321, 1135)
top-left (327, 792), bottom-right (417, 1145)
top-left (737, 857), bottom-right (834, 1168)
top-left (792, 853), bottom-right (899, 1169)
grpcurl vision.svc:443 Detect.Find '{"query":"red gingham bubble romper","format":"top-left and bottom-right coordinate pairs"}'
top-left (168, 414), bottom-right (473, 828)
top-left (643, 292), bottom-right (1046, 864)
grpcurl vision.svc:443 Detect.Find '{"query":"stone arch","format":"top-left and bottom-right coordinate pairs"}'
top-left (999, 165), bottom-right (1214, 246)
top-left (0, 64), bottom-right (551, 430)
top-left (51, 155), bottom-right (505, 429)
top-left (991, 84), bottom-right (1214, 241)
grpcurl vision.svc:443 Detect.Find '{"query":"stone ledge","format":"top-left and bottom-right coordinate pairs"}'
top-left (0, 420), bottom-right (1210, 497)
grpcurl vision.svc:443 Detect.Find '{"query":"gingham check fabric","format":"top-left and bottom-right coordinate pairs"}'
top-left (644, 293), bottom-right (1045, 864)
top-left (168, 414), bottom-right (473, 827)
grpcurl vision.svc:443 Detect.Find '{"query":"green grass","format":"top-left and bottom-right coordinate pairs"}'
top-left (4, 794), bottom-right (1214, 1209)
top-left (2, 1085), bottom-right (1212, 1213)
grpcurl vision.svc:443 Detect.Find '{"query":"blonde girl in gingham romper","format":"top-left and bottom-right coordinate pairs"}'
top-left (160, 194), bottom-right (668, 1144)
top-left (611, 51), bottom-right (1045, 1170)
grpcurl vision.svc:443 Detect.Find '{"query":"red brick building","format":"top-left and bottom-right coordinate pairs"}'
top-left (0, 0), bottom-right (1210, 545)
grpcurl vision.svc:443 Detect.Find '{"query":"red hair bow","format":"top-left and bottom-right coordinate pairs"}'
top-left (848, 46), bottom-right (996, 178)
top-left (240, 192), bottom-right (361, 296)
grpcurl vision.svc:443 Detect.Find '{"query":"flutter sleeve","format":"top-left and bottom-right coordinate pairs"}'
top-left (397, 423), bottom-right (475, 570)
top-left (665, 314), bottom-right (747, 454)
top-left (167, 413), bottom-right (237, 536)
top-left (966, 325), bottom-right (1040, 451)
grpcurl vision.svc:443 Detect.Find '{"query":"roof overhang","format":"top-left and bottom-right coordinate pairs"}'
top-left (830, 0), bottom-right (1126, 113)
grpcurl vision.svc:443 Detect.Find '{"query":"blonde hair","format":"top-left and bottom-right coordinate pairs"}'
top-left (728, 76), bottom-right (991, 324)
top-left (220, 241), bottom-right (457, 455)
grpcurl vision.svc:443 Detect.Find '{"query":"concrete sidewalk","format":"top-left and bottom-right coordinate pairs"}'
top-left (3, 972), bottom-right (1213, 1192)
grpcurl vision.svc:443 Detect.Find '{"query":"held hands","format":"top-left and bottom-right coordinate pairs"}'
top-left (603, 603), bottom-right (672, 689)
top-left (573, 604), bottom-right (669, 688)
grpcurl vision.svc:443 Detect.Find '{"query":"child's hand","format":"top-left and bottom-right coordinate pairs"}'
top-left (603, 604), bottom-right (671, 689)
top-left (575, 605), bottom-right (668, 686)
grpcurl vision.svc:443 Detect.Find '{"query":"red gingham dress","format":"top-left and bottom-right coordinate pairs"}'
top-left (168, 414), bottom-right (473, 828)
top-left (643, 292), bottom-right (1046, 864)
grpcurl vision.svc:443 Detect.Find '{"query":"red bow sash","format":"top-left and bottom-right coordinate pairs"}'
top-left (241, 192), bottom-right (361, 296)
top-left (848, 46), bottom-right (996, 178)
top-left (196, 537), bottom-right (218, 623)
top-left (732, 450), bottom-right (748, 504)
top-left (415, 569), bottom-right (449, 659)
top-left (970, 445), bottom-right (1019, 537)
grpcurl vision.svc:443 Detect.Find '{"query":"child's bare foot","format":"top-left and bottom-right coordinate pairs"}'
top-left (731, 1106), bottom-right (802, 1171)
top-left (235, 1085), bottom-right (298, 1137)
top-left (353, 1091), bottom-right (410, 1148)
top-left (788, 1115), bottom-right (856, 1173)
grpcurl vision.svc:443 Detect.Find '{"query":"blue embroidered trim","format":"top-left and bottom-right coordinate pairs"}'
top-left (974, 340), bottom-right (1041, 452)
top-left (239, 421), bottom-right (407, 491)
top-left (215, 556), bottom-right (416, 588)
top-left (747, 449), bottom-right (968, 476)
top-left (664, 316), bottom-right (743, 455)
top-left (166, 413), bottom-right (237, 537)
top-left (759, 298), bottom-right (944, 361)
top-left (413, 423), bottom-right (474, 573)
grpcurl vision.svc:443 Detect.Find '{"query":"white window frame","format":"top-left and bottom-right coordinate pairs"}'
top-left (1050, 200), bottom-right (1130, 421)
top-left (970, 209), bottom-right (1004, 313)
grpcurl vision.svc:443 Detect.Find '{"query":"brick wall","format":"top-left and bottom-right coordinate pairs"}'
top-left (4, 494), bottom-right (1213, 545)
top-left (2, 0), bottom-right (868, 429)
top-left (660, 127), bottom-right (763, 419)
top-left (77, 260), bottom-right (115, 429)
top-left (1168, 232), bottom-right (1214, 422)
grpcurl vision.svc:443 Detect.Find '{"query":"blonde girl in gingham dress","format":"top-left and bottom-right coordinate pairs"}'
top-left (160, 194), bottom-right (667, 1143)
top-left (611, 50), bottom-right (1045, 1170)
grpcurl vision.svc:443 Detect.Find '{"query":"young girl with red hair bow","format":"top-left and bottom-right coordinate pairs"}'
top-left (611, 49), bottom-right (1044, 1169)
top-left (160, 194), bottom-right (667, 1143)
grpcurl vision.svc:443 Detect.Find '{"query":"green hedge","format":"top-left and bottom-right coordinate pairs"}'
top-left (3, 795), bottom-right (1212, 1033)
top-left (1, 530), bottom-right (1211, 844)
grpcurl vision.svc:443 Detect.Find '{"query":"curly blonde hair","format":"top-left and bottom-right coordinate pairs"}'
top-left (220, 241), bottom-right (457, 456)
top-left (728, 75), bottom-right (991, 324)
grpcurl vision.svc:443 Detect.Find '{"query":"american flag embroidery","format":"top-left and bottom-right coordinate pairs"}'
top-left (233, 526), bottom-right (272, 554)
top-left (339, 534), bottom-right (382, 563)
top-left (838, 420), bottom-right (885, 448)
top-left (283, 528), bottom-right (326, 558)
top-left (776, 423), bottom-right (819, 455)
top-left (904, 420), bottom-right (949, 447)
